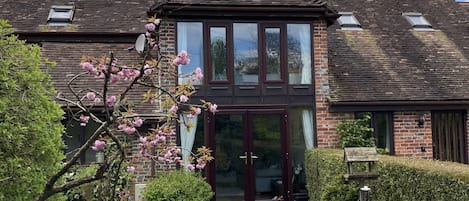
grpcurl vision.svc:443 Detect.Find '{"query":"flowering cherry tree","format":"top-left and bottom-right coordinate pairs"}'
top-left (37, 17), bottom-right (215, 201)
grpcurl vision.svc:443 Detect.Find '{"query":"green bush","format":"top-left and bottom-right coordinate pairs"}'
top-left (337, 115), bottom-right (375, 148)
top-left (306, 149), bottom-right (469, 201)
top-left (0, 20), bottom-right (66, 200)
top-left (143, 170), bottom-right (214, 201)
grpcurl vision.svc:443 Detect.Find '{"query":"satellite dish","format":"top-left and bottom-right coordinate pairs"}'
top-left (135, 34), bottom-right (146, 53)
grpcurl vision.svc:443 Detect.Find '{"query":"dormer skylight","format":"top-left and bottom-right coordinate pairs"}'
top-left (48, 6), bottom-right (74, 26)
top-left (337, 12), bottom-right (362, 30)
top-left (402, 12), bottom-right (433, 30)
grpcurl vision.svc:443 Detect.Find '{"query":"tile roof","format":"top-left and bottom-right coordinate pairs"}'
top-left (42, 42), bottom-right (156, 114)
top-left (158, 0), bottom-right (326, 6)
top-left (327, 0), bottom-right (469, 103)
top-left (0, 0), bottom-right (153, 33)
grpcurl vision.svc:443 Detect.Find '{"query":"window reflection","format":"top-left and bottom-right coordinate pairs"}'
top-left (289, 108), bottom-right (314, 194)
top-left (234, 23), bottom-right (258, 85)
top-left (287, 24), bottom-right (311, 84)
top-left (210, 27), bottom-right (227, 81)
top-left (265, 28), bottom-right (281, 81)
top-left (177, 22), bottom-right (203, 85)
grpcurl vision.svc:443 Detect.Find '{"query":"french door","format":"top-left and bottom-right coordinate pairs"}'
top-left (209, 109), bottom-right (290, 201)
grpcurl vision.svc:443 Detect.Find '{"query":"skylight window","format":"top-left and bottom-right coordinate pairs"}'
top-left (402, 12), bottom-right (433, 29)
top-left (48, 6), bottom-right (74, 26)
top-left (337, 12), bottom-right (362, 30)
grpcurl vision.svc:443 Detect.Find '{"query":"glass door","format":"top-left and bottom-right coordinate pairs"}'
top-left (214, 110), bottom-right (288, 201)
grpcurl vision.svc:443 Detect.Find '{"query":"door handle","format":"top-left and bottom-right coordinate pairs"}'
top-left (239, 152), bottom-right (248, 165)
top-left (250, 152), bottom-right (258, 165)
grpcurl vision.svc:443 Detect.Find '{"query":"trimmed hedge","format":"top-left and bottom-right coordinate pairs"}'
top-left (143, 170), bottom-right (214, 201)
top-left (306, 149), bottom-right (469, 201)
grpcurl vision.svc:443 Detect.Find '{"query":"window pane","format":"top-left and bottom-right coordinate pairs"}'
top-left (211, 27), bottom-right (227, 81)
top-left (265, 28), bottom-right (281, 81)
top-left (287, 24), bottom-right (311, 84)
top-left (63, 118), bottom-right (100, 164)
top-left (177, 22), bottom-right (203, 85)
top-left (375, 113), bottom-right (391, 152)
top-left (289, 108), bottom-right (314, 194)
top-left (234, 23), bottom-right (258, 85)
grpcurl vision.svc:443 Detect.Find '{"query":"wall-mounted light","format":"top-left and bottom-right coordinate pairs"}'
top-left (418, 112), bottom-right (426, 128)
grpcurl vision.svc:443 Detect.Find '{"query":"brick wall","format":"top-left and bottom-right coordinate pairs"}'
top-left (313, 19), bottom-right (351, 148)
top-left (393, 111), bottom-right (433, 159)
top-left (130, 17), bottom-right (178, 188)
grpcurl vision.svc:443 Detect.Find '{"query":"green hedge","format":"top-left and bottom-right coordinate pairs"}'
top-left (143, 170), bottom-right (214, 201)
top-left (306, 149), bottom-right (469, 201)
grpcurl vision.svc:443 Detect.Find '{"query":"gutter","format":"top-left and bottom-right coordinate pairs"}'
top-left (329, 100), bottom-right (469, 112)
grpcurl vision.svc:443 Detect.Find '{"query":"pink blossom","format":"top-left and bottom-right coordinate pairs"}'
top-left (81, 62), bottom-right (97, 73)
top-left (144, 64), bottom-right (153, 75)
top-left (169, 105), bottom-right (178, 114)
top-left (93, 98), bottom-right (102, 103)
top-left (127, 166), bottom-right (135, 172)
top-left (79, 115), bottom-right (90, 127)
top-left (145, 23), bottom-right (156, 32)
top-left (158, 135), bottom-right (166, 142)
top-left (172, 50), bottom-right (190, 65)
top-left (187, 113), bottom-right (195, 119)
top-left (209, 104), bottom-right (218, 114)
top-left (106, 95), bottom-right (117, 107)
top-left (150, 98), bottom-right (156, 105)
top-left (193, 67), bottom-right (203, 81)
top-left (110, 73), bottom-right (121, 83)
top-left (196, 163), bottom-right (206, 169)
top-left (91, 140), bottom-right (106, 151)
top-left (150, 139), bottom-right (158, 145)
top-left (140, 150), bottom-right (150, 157)
top-left (123, 127), bottom-right (136, 135)
top-left (118, 123), bottom-right (127, 130)
top-left (133, 69), bottom-right (141, 78)
top-left (186, 164), bottom-right (195, 171)
top-left (133, 117), bottom-right (143, 127)
top-left (139, 136), bottom-right (147, 144)
top-left (86, 92), bottom-right (96, 101)
top-left (179, 95), bottom-right (189, 103)
top-left (164, 151), bottom-right (172, 158)
top-left (145, 32), bottom-right (151, 37)
top-left (193, 107), bottom-right (201, 115)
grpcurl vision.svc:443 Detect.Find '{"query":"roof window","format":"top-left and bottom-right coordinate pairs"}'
top-left (48, 6), bottom-right (74, 26)
top-left (402, 12), bottom-right (433, 30)
top-left (337, 12), bottom-right (362, 30)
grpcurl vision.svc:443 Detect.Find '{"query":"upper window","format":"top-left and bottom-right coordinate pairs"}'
top-left (177, 22), bottom-right (312, 85)
top-left (402, 12), bottom-right (433, 29)
top-left (337, 12), bottom-right (362, 29)
top-left (177, 22), bottom-right (203, 85)
top-left (48, 5), bottom-right (74, 26)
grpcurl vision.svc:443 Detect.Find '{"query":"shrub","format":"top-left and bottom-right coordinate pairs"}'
top-left (143, 170), bottom-right (214, 201)
top-left (306, 149), bottom-right (469, 201)
top-left (336, 115), bottom-right (375, 148)
top-left (0, 20), bottom-right (65, 200)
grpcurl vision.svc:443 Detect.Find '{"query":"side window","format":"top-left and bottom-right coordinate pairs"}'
top-left (289, 108), bottom-right (315, 194)
top-left (355, 112), bottom-right (393, 154)
top-left (63, 116), bottom-right (101, 164)
top-left (177, 22), bottom-right (203, 85)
